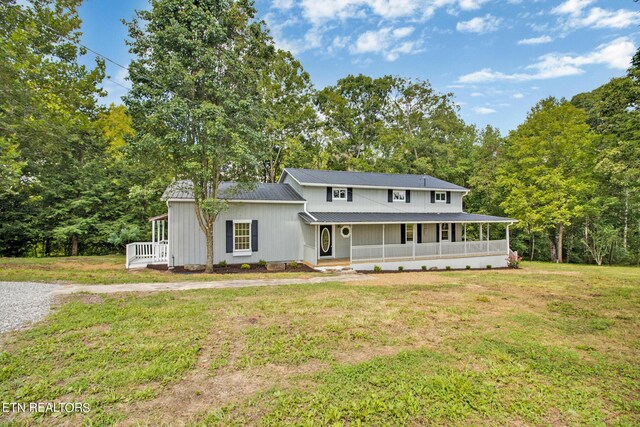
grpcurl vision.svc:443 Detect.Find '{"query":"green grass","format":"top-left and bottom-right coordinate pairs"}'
top-left (0, 262), bottom-right (639, 425)
top-left (0, 256), bottom-right (321, 284)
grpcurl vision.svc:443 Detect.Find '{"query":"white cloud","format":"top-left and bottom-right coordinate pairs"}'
top-left (512, 93), bottom-right (525, 99)
top-left (353, 26), bottom-right (420, 61)
top-left (474, 107), bottom-right (496, 114)
top-left (552, 1), bottom-right (640, 31)
top-left (456, 14), bottom-right (502, 34)
top-left (551, 0), bottom-right (594, 16)
top-left (458, 37), bottom-right (636, 83)
top-left (470, 92), bottom-right (484, 97)
top-left (272, 0), bottom-right (295, 10)
top-left (458, 0), bottom-right (490, 11)
top-left (517, 35), bottom-right (553, 45)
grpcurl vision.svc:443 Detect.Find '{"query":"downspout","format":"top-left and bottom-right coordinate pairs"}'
top-left (303, 201), bottom-right (317, 222)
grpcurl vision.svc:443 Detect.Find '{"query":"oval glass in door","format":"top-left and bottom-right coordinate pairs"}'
top-left (319, 226), bottom-right (332, 257)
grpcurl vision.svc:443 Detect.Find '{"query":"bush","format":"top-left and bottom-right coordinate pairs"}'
top-left (445, 266), bottom-right (451, 270)
top-left (398, 266), bottom-right (404, 271)
top-left (217, 261), bottom-right (227, 268)
top-left (257, 259), bottom-right (267, 267)
top-left (466, 265), bottom-right (471, 270)
top-left (240, 263), bottom-right (250, 270)
top-left (421, 265), bottom-right (427, 271)
top-left (506, 254), bottom-right (522, 269)
top-left (486, 264), bottom-right (492, 269)
top-left (373, 265), bottom-right (382, 272)
top-left (288, 261), bottom-right (299, 269)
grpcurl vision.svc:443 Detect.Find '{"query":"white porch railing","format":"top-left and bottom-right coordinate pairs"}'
top-left (126, 241), bottom-right (168, 269)
top-left (351, 239), bottom-right (508, 263)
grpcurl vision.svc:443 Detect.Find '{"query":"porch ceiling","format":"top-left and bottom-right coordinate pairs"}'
top-left (299, 211), bottom-right (516, 225)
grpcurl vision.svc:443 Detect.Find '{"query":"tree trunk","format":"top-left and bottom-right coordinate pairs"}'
top-left (71, 235), bottom-right (79, 256)
top-left (556, 222), bottom-right (564, 263)
top-left (205, 229), bottom-right (214, 273)
top-left (549, 237), bottom-right (557, 263)
top-left (530, 232), bottom-right (535, 261)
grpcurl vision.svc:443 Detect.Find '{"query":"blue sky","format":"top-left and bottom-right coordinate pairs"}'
top-left (78, 0), bottom-right (639, 133)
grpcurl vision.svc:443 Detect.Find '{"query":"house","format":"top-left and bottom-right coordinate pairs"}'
top-left (126, 168), bottom-right (516, 270)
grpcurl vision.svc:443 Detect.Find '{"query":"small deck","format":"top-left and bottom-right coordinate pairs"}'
top-left (126, 242), bottom-right (168, 269)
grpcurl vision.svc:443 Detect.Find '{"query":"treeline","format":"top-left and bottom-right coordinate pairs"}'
top-left (1, 0), bottom-right (638, 265)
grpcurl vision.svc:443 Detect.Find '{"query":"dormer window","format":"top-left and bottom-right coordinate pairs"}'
top-left (435, 191), bottom-right (446, 202)
top-left (332, 188), bottom-right (347, 201)
top-left (392, 190), bottom-right (406, 202)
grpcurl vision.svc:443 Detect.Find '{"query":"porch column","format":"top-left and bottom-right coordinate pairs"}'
top-left (152, 220), bottom-right (156, 244)
top-left (487, 224), bottom-right (490, 252)
top-left (350, 224), bottom-right (353, 263)
top-left (412, 223), bottom-right (416, 260)
top-left (382, 224), bottom-right (385, 262)
top-left (438, 223), bottom-right (442, 256)
top-left (506, 224), bottom-right (510, 255)
top-left (464, 223), bottom-right (467, 255)
top-left (479, 223), bottom-right (483, 241)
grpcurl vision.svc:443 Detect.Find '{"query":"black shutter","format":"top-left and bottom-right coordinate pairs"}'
top-left (251, 220), bottom-right (258, 252)
top-left (451, 223), bottom-right (456, 242)
top-left (430, 191), bottom-right (435, 203)
top-left (406, 190), bottom-right (411, 203)
top-left (388, 189), bottom-right (393, 203)
top-left (400, 224), bottom-right (406, 244)
top-left (436, 224), bottom-right (440, 243)
top-left (326, 187), bottom-right (333, 202)
top-left (226, 221), bottom-right (233, 253)
top-left (446, 191), bottom-right (451, 204)
top-left (417, 224), bottom-right (422, 244)
top-left (347, 188), bottom-right (353, 202)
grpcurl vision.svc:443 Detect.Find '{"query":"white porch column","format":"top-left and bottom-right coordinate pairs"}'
top-left (438, 223), bottom-right (442, 256)
top-left (350, 224), bottom-right (353, 263)
top-left (412, 223), bottom-right (416, 260)
top-left (382, 224), bottom-right (385, 261)
top-left (464, 223), bottom-right (467, 255)
top-left (506, 224), bottom-right (510, 255)
top-left (479, 223), bottom-right (483, 241)
top-left (152, 220), bottom-right (156, 244)
top-left (486, 224), bottom-right (490, 252)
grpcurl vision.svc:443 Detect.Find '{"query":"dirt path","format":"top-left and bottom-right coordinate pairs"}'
top-left (52, 273), bottom-right (369, 295)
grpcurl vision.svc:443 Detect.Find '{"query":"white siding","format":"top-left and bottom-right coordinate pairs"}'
top-left (168, 201), bottom-right (303, 267)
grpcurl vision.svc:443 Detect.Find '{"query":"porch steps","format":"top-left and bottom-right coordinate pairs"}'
top-left (315, 266), bottom-right (357, 274)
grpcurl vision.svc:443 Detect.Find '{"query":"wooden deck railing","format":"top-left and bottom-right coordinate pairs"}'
top-left (126, 241), bottom-right (168, 269)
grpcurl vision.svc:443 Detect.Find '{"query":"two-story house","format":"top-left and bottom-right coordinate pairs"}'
top-left (126, 168), bottom-right (516, 270)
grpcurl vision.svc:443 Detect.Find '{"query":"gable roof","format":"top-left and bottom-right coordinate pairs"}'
top-left (162, 180), bottom-right (305, 202)
top-left (281, 168), bottom-right (467, 191)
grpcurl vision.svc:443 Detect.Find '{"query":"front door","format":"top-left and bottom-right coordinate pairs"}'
top-left (319, 225), bottom-right (332, 257)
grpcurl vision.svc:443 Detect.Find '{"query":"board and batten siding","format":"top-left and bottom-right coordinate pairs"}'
top-left (168, 201), bottom-right (303, 267)
top-left (286, 185), bottom-right (464, 213)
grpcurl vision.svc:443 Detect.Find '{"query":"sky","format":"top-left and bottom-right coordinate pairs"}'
top-left (78, 0), bottom-right (640, 133)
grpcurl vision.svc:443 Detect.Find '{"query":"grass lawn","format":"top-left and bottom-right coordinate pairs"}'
top-left (1, 262), bottom-right (639, 425)
top-left (0, 256), bottom-right (322, 284)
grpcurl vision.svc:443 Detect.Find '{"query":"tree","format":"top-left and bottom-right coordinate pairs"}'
top-left (498, 98), bottom-right (597, 263)
top-left (259, 49), bottom-right (320, 182)
top-left (582, 224), bottom-right (619, 266)
top-left (125, 0), bottom-right (274, 272)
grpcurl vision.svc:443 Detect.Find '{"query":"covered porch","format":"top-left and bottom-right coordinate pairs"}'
top-left (125, 214), bottom-right (169, 269)
top-left (300, 212), bottom-right (516, 270)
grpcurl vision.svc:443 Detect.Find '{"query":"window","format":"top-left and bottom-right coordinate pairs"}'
top-left (340, 226), bottom-right (351, 238)
top-left (441, 223), bottom-right (449, 241)
top-left (333, 187), bottom-right (347, 200)
top-left (406, 224), bottom-right (414, 242)
top-left (435, 191), bottom-right (446, 202)
top-left (233, 221), bottom-right (251, 254)
top-left (393, 190), bottom-right (406, 202)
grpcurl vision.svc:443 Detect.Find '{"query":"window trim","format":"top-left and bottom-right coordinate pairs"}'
top-left (392, 190), bottom-right (406, 203)
top-left (233, 220), bottom-right (252, 256)
top-left (435, 191), bottom-right (446, 203)
top-left (332, 187), bottom-right (348, 201)
top-left (406, 223), bottom-right (414, 243)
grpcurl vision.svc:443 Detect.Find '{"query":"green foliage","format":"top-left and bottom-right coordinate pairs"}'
top-left (486, 265), bottom-right (492, 269)
top-left (445, 266), bottom-right (452, 270)
top-left (374, 265), bottom-right (382, 272)
top-left (258, 259), bottom-right (267, 267)
top-left (466, 265), bottom-right (471, 270)
top-left (421, 265), bottom-right (427, 271)
top-left (398, 266), bottom-right (404, 271)
top-left (217, 261), bottom-right (227, 268)
top-left (240, 263), bottom-right (250, 270)
top-left (288, 261), bottom-right (299, 269)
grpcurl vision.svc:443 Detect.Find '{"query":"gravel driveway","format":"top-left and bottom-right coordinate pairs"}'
top-left (0, 282), bottom-right (59, 333)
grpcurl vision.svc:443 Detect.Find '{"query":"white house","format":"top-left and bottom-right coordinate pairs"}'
top-left (126, 168), bottom-right (516, 270)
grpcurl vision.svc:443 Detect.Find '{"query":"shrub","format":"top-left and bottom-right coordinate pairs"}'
top-left (506, 254), bottom-right (522, 269)
top-left (486, 264), bottom-right (492, 269)
top-left (217, 261), bottom-right (227, 268)
top-left (373, 265), bottom-right (382, 272)
top-left (466, 265), bottom-right (471, 270)
top-left (240, 263), bottom-right (250, 270)
top-left (445, 266), bottom-right (452, 271)
top-left (288, 261), bottom-right (300, 269)
top-left (398, 266), bottom-right (404, 271)
top-left (476, 295), bottom-right (489, 303)
top-left (430, 266), bottom-right (438, 271)
top-left (421, 265), bottom-right (427, 271)
top-left (257, 259), bottom-right (267, 267)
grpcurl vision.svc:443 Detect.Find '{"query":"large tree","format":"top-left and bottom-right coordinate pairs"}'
top-left (125, 0), bottom-right (274, 272)
top-left (498, 98), bottom-right (597, 263)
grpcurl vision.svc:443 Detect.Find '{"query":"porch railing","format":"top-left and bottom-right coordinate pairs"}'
top-left (351, 239), bottom-right (508, 262)
top-left (126, 241), bottom-right (168, 269)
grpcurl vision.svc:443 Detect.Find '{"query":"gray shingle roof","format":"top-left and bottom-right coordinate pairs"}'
top-left (299, 212), bottom-right (516, 224)
top-left (282, 168), bottom-right (467, 191)
top-left (163, 180), bottom-right (305, 202)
